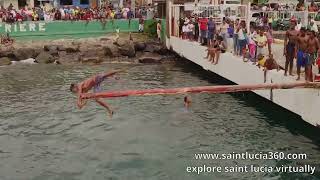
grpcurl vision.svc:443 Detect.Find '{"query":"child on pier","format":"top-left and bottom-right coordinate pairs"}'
top-left (264, 54), bottom-right (280, 83)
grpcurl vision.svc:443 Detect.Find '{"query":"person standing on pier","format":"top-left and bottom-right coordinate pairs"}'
top-left (194, 16), bottom-right (200, 42)
top-left (263, 18), bottom-right (273, 56)
top-left (306, 30), bottom-right (320, 82)
top-left (157, 20), bottom-right (162, 42)
top-left (295, 27), bottom-right (309, 81)
top-left (199, 16), bottom-right (208, 45)
top-left (284, 19), bottom-right (299, 76)
top-left (207, 16), bottom-right (216, 46)
top-left (219, 17), bottom-right (229, 49)
top-left (233, 19), bottom-right (240, 55)
top-left (237, 21), bottom-right (247, 56)
top-left (254, 27), bottom-right (267, 57)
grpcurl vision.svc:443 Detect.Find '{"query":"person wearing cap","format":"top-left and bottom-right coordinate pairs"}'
top-left (284, 18), bottom-right (299, 76)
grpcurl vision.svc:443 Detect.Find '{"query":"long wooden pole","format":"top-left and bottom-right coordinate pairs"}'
top-left (81, 82), bottom-right (320, 99)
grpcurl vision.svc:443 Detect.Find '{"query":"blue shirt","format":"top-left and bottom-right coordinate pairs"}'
top-left (207, 20), bottom-right (216, 31)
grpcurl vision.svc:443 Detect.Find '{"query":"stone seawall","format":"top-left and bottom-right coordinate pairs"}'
top-left (0, 33), bottom-right (176, 66)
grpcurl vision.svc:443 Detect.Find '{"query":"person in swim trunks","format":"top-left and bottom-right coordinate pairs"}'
top-left (70, 70), bottom-right (123, 118)
top-left (284, 18), bottom-right (299, 76)
top-left (306, 30), bottom-right (320, 82)
top-left (295, 27), bottom-right (309, 81)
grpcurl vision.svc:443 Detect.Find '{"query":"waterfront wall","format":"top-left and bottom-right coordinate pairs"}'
top-left (168, 37), bottom-right (320, 127)
top-left (1, 19), bottom-right (166, 40)
top-left (1, 19), bottom-right (139, 39)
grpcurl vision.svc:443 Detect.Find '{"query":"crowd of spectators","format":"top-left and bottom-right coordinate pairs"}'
top-left (0, 3), bottom-right (155, 23)
top-left (178, 11), bottom-right (320, 82)
top-left (250, 0), bottom-right (320, 13)
top-left (177, 12), bottom-right (320, 83)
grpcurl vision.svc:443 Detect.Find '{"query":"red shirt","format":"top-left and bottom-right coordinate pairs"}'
top-left (199, 18), bottom-right (208, 31)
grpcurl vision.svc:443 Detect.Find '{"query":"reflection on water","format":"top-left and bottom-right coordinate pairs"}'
top-left (0, 62), bottom-right (320, 180)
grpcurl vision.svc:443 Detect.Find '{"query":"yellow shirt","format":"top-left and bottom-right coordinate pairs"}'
top-left (258, 57), bottom-right (266, 67)
top-left (255, 35), bottom-right (267, 47)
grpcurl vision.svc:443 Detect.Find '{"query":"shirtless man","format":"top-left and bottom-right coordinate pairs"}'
top-left (70, 70), bottom-right (122, 118)
top-left (295, 27), bottom-right (309, 81)
top-left (306, 30), bottom-right (320, 82)
top-left (284, 19), bottom-right (299, 76)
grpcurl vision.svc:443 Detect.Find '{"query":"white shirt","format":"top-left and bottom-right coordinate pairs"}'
top-left (295, 23), bottom-right (302, 31)
top-left (44, 13), bottom-right (51, 21)
top-left (220, 23), bottom-right (229, 34)
top-left (248, 31), bottom-right (257, 45)
top-left (262, 6), bottom-right (267, 11)
top-left (311, 24), bottom-right (319, 33)
top-left (10, 10), bottom-right (16, 17)
top-left (188, 24), bottom-right (194, 32)
top-left (238, 28), bottom-right (246, 40)
top-left (182, 25), bottom-right (188, 33)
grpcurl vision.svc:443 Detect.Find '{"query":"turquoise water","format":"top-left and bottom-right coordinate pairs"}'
top-left (0, 61), bottom-right (319, 180)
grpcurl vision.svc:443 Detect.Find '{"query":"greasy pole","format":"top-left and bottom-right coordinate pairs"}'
top-left (166, 0), bottom-right (172, 39)
top-left (81, 82), bottom-right (320, 99)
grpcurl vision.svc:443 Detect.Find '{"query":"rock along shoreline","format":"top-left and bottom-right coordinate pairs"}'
top-left (0, 33), bottom-right (177, 66)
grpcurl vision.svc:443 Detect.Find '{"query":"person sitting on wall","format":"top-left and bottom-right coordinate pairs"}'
top-left (211, 36), bottom-right (227, 65)
top-left (205, 41), bottom-right (215, 63)
top-left (139, 16), bottom-right (144, 32)
top-left (308, 1), bottom-right (318, 12)
top-left (1, 33), bottom-right (14, 46)
top-left (296, 0), bottom-right (305, 11)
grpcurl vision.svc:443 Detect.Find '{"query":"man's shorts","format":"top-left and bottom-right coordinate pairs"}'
top-left (200, 30), bottom-right (207, 38)
top-left (297, 50), bottom-right (308, 68)
top-left (307, 52), bottom-right (317, 66)
top-left (93, 74), bottom-right (107, 93)
top-left (207, 30), bottom-right (214, 40)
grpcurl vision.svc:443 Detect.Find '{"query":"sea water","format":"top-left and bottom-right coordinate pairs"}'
top-left (0, 61), bottom-right (320, 180)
